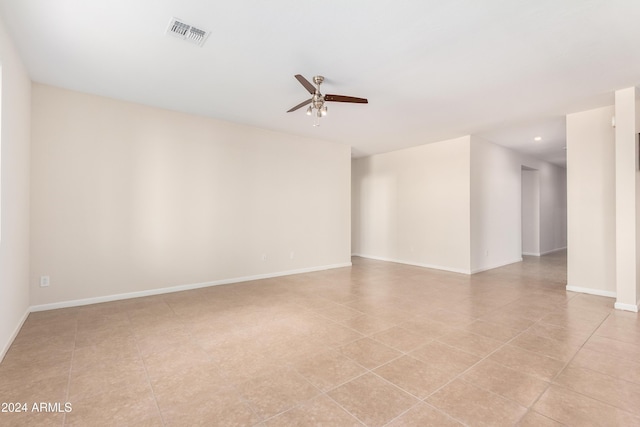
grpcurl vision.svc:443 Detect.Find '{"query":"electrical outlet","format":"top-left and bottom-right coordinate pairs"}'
top-left (262, 254), bottom-right (267, 262)
top-left (40, 276), bottom-right (50, 287)
top-left (290, 251), bottom-right (295, 260)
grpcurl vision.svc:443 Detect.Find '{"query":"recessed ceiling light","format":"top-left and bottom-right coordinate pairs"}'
top-left (534, 136), bottom-right (542, 141)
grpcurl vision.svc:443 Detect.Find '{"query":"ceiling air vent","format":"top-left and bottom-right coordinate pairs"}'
top-left (166, 18), bottom-right (210, 47)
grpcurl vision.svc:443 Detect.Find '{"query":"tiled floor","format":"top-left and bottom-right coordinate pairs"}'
top-left (1, 251), bottom-right (639, 426)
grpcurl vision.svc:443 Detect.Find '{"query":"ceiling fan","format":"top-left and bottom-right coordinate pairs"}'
top-left (287, 74), bottom-right (368, 126)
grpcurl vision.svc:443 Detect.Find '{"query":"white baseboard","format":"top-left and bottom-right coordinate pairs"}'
top-left (522, 247), bottom-right (567, 257)
top-left (541, 246), bottom-right (567, 256)
top-left (614, 302), bottom-right (639, 312)
top-left (30, 262), bottom-right (352, 312)
top-left (0, 308), bottom-right (30, 363)
top-left (351, 254), bottom-right (470, 275)
top-left (566, 285), bottom-right (617, 299)
top-left (470, 258), bottom-right (523, 274)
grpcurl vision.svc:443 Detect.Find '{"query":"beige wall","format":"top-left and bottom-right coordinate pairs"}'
top-left (521, 169), bottom-right (540, 255)
top-left (352, 135), bottom-right (566, 276)
top-left (538, 161), bottom-right (567, 255)
top-left (30, 84), bottom-right (351, 307)
top-left (352, 136), bottom-right (472, 273)
top-left (0, 17), bottom-right (31, 360)
top-left (637, 99), bottom-right (640, 305)
top-left (614, 88), bottom-right (639, 310)
top-left (566, 105), bottom-right (616, 296)
top-left (470, 137), bottom-right (523, 272)
top-left (470, 136), bottom-right (566, 273)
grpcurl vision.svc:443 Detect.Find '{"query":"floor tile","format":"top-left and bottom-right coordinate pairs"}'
top-left (0, 374), bottom-right (69, 406)
top-left (458, 320), bottom-right (522, 343)
top-left (235, 368), bottom-right (320, 419)
top-left (461, 359), bottom-right (549, 407)
top-left (509, 331), bottom-right (580, 362)
top-left (316, 305), bottom-right (365, 322)
top-left (292, 349), bottom-right (367, 392)
top-left (517, 410), bottom-right (564, 426)
top-left (566, 294), bottom-right (615, 313)
top-left (142, 341), bottom-right (213, 378)
top-left (150, 363), bottom-right (228, 408)
top-left (370, 325), bottom-right (429, 352)
top-left (410, 341), bottom-right (481, 377)
top-left (0, 355), bottom-right (71, 390)
top-left (488, 344), bottom-right (565, 381)
top-left (533, 385), bottom-right (640, 426)
top-left (134, 326), bottom-right (194, 357)
top-left (74, 324), bottom-right (133, 349)
top-left (311, 322), bottom-right (365, 347)
top-left (386, 402), bottom-right (464, 426)
top-left (8, 329), bottom-right (76, 357)
top-left (526, 322), bottom-right (591, 346)
top-left (328, 373), bottom-right (418, 427)
top-left (570, 347), bottom-right (640, 385)
top-left (479, 311), bottom-right (536, 331)
top-left (68, 359), bottom-right (148, 401)
top-left (0, 411), bottom-right (65, 427)
top-left (160, 386), bottom-right (259, 426)
top-left (397, 318), bottom-right (457, 340)
top-left (420, 308), bottom-right (476, 327)
top-left (554, 365), bottom-right (640, 416)
top-left (427, 379), bottom-right (527, 426)
top-left (583, 334), bottom-right (640, 363)
top-left (339, 314), bottom-right (397, 335)
top-left (539, 310), bottom-right (605, 333)
top-left (264, 395), bottom-right (362, 426)
top-left (437, 329), bottom-right (504, 358)
top-left (71, 338), bottom-right (140, 372)
top-left (594, 321), bottom-right (640, 346)
top-left (64, 382), bottom-right (162, 426)
top-left (338, 337), bottom-right (402, 370)
top-left (214, 348), bottom-right (283, 384)
top-left (374, 355), bottom-right (453, 399)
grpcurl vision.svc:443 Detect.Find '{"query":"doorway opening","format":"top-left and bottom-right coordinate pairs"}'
top-left (521, 166), bottom-right (540, 256)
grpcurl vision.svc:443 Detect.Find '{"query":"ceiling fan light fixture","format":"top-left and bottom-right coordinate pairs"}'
top-left (287, 74), bottom-right (368, 126)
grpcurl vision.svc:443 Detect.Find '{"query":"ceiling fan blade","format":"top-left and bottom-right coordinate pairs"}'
top-left (295, 74), bottom-right (316, 94)
top-left (324, 94), bottom-right (368, 104)
top-left (287, 98), bottom-right (312, 112)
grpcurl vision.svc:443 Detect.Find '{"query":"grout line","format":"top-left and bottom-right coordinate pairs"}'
top-left (398, 318), bottom-right (550, 421)
top-left (322, 391), bottom-right (369, 426)
top-left (127, 310), bottom-right (167, 427)
top-left (61, 317), bottom-right (78, 427)
top-left (381, 401), bottom-right (469, 427)
top-left (513, 307), bottom-right (615, 424)
top-left (533, 306), bottom-right (640, 412)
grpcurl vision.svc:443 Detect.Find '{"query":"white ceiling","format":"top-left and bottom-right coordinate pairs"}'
top-left (2, 0), bottom-right (639, 166)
